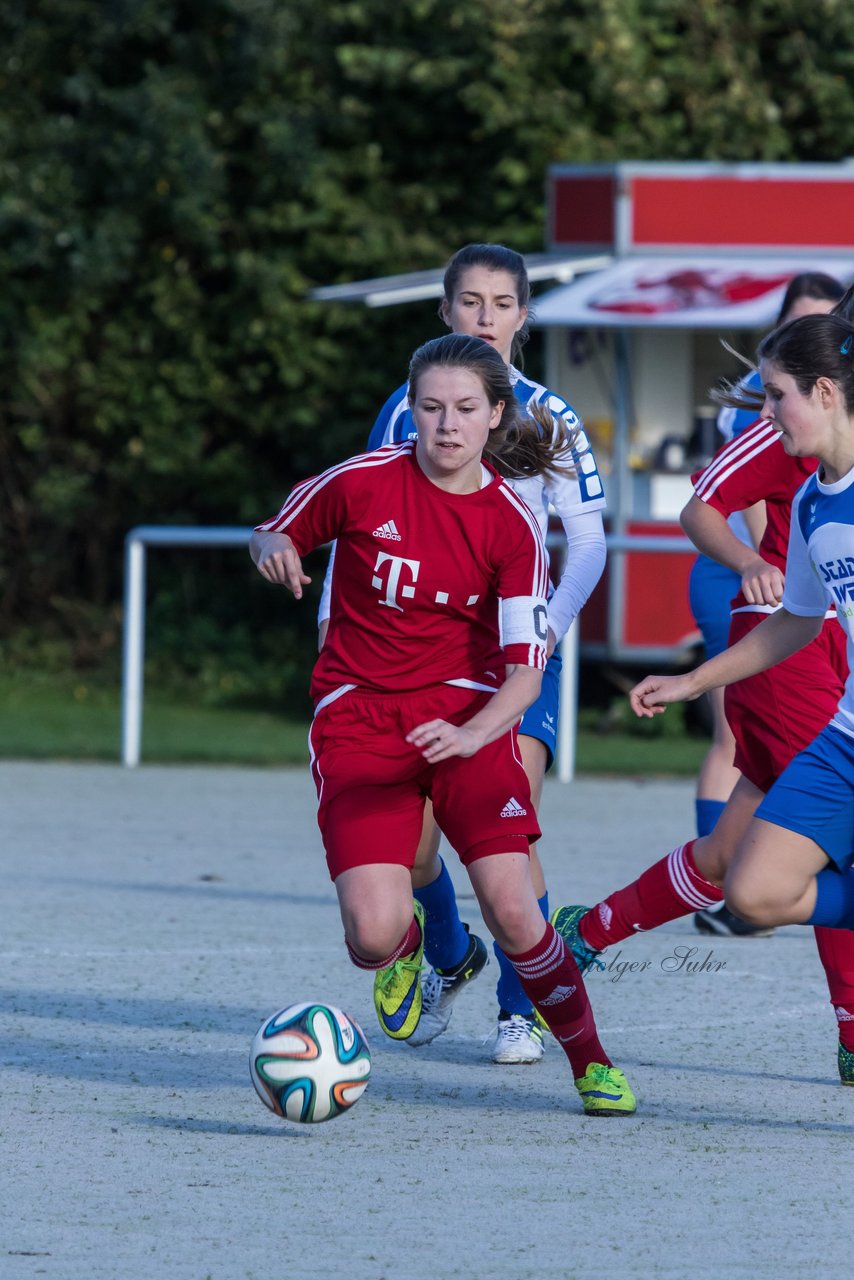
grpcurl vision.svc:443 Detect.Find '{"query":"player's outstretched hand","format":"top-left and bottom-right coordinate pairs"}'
top-left (629, 672), bottom-right (698, 719)
top-left (254, 534), bottom-right (312, 599)
top-left (740, 555), bottom-right (785, 608)
top-left (406, 719), bottom-right (481, 763)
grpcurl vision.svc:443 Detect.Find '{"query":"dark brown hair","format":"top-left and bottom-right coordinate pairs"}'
top-left (715, 279), bottom-right (854, 414)
top-left (775, 271), bottom-right (845, 325)
top-left (441, 243), bottom-right (531, 366)
top-left (408, 334), bottom-right (579, 479)
top-left (757, 312), bottom-right (854, 413)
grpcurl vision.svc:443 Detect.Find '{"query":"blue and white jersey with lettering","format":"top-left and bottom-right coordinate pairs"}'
top-left (785, 466), bottom-right (854, 738)
top-left (366, 366), bottom-right (607, 644)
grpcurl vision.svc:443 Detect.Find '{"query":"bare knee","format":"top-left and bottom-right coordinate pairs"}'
top-left (342, 901), bottom-right (414, 962)
top-left (486, 896), bottom-right (544, 955)
top-left (723, 872), bottom-right (779, 928)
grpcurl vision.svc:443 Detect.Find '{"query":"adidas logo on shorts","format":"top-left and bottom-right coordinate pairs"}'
top-left (372, 519), bottom-right (402, 541)
top-left (500, 796), bottom-right (527, 818)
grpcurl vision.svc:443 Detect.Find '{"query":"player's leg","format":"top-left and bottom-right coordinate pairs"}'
top-left (688, 558), bottom-right (741, 842)
top-left (406, 804), bottom-right (489, 1047)
top-left (725, 819), bottom-right (831, 925)
top-left (488, 656), bottom-right (559, 1062)
top-left (490, 733), bottom-right (551, 1064)
top-left (694, 689), bottom-right (769, 935)
top-left (551, 616), bottom-right (846, 968)
top-left (433, 709), bottom-right (635, 1113)
top-left (310, 693), bottom-right (427, 1042)
top-left (687, 573), bottom-right (770, 937)
top-left (727, 726), bottom-right (854, 928)
top-left (467, 851), bottom-right (635, 1115)
top-left (411, 801), bottom-right (470, 965)
top-left (551, 776), bottom-right (763, 970)
top-left (695, 685), bottom-right (738, 835)
top-left (812, 927), bottom-right (854, 1083)
top-left (334, 862), bottom-right (427, 1041)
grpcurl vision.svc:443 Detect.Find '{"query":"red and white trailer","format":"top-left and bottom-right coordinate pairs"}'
top-left (537, 161), bottom-right (854, 666)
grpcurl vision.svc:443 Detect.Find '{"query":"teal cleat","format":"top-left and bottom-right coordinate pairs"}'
top-left (839, 1041), bottom-right (854, 1086)
top-left (550, 905), bottom-right (604, 975)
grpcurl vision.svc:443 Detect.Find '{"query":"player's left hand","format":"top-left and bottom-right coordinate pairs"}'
top-left (406, 718), bottom-right (481, 762)
top-left (629, 672), bottom-right (698, 718)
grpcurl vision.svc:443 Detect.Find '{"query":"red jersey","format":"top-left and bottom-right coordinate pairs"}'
top-left (691, 418), bottom-right (817, 612)
top-left (257, 443), bottom-right (550, 705)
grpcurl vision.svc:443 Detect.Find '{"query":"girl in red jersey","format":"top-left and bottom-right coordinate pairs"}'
top-left (251, 333), bottom-right (636, 1115)
top-left (322, 244), bottom-right (607, 1064)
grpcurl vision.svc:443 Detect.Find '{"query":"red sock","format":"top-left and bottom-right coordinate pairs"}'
top-left (506, 923), bottom-right (611, 1077)
top-left (346, 916), bottom-right (421, 970)
top-left (580, 841), bottom-right (723, 952)
top-left (813, 926), bottom-right (854, 1051)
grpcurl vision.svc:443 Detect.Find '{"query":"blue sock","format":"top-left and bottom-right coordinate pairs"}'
top-left (413, 858), bottom-right (470, 970)
top-left (806, 868), bottom-right (854, 928)
top-left (695, 798), bottom-right (726, 839)
top-left (495, 891), bottom-right (550, 1016)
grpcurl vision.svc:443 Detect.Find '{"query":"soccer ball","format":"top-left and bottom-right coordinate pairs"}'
top-left (250, 1002), bottom-right (371, 1123)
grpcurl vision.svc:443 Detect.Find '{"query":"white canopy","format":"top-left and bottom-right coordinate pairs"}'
top-left (534, 254), bottom-right (854, 329)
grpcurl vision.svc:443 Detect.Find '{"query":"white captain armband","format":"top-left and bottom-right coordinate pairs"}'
top-left (500, 595), bottom-right (550, 649)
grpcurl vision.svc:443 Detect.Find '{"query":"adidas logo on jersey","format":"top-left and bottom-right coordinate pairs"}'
top-left (372, 519), bottom-right (402, 541)
top-left (500, 796), bottom-right (527, 818)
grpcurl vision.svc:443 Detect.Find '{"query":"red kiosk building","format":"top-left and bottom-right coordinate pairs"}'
top-left (536, 162), bottom-right (854, 666)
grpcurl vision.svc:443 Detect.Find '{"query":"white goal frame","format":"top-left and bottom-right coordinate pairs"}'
top-left (120, 525), bottom-right (692, 778)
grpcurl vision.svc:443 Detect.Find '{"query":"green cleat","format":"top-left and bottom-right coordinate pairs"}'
top-left (373, 901), bottom-right (425, 1041)
top-left (839, 1041), bottom-right (854, 1086)
top-left (550, 905), bottom-right (604, 975)
top-left (575, 1063), bottom-right (637, 1116)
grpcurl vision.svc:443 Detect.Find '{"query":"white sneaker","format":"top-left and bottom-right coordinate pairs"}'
top-left (491, 1013), bottom-right (545, 1064)
top-left (406, 931), bottom-right (489, 1048)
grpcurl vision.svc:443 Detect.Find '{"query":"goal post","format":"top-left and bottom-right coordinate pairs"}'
top-left (119, 525), bottom-right (688, 777)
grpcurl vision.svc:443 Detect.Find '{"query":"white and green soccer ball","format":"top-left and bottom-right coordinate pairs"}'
top-left (250, 1002), bottom-right (371, 1123)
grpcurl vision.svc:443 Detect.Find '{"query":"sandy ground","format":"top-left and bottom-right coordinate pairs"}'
top-left (0, 761), bottom-right (849, 1280)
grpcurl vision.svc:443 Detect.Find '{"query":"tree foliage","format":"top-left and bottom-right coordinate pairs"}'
top-left (3, 0), bottom-right (854, 688)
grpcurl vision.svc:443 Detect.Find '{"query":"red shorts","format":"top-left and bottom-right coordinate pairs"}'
top-left (725, 612), bottom-right (848, 794)
top-left (308, 684), bottom-right (540, 880)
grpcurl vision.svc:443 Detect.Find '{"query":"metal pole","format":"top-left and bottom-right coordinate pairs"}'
top-left (121, 533), bottom-right (147, 768)
top-left (608, 328), bottom-right (632, 655)
top-left (556, 617), bottom-right (579, 783)
top-left (119, 527), bottom-right (255, 766)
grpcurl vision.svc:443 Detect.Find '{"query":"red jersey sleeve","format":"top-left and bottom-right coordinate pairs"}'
top-left (254, 454), bottom-right (372, 554)
top-left (691, 419), bottom-right (791, 516)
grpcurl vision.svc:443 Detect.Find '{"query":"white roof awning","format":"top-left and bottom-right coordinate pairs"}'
top-left (309, 253), bottom-right (612, 307)
top-left (534, 254), bottom-right (854, 329)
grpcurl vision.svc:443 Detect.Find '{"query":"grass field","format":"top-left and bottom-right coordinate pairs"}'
top-left (0, 669), bottom-right (709, 773)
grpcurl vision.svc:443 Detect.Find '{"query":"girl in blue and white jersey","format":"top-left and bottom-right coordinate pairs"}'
top-left (320, 243), bottom-right (607, 1064)
top-left (631, 308), bottom-right (854, 935)
top-left (691, 271), bottom-right (843, 938)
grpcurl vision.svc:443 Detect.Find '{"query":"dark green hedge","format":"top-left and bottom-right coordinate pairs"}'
top-left (3, 0), bottom-right (854, 697)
